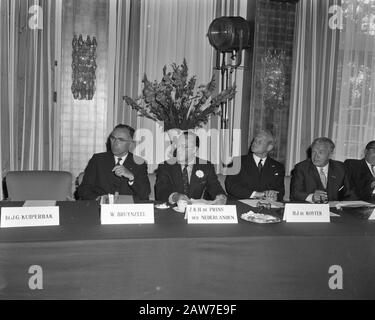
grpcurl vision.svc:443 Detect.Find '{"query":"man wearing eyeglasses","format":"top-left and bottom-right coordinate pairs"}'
top-left (77, 124), bottom-right (150, 200)
top-left (344, 140), bottom-right (375, 202)
top-left (155, 131), bottom-right (227, 205)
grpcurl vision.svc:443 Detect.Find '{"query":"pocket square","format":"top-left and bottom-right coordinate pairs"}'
top-left (274, 173), bottom-right (279, 176)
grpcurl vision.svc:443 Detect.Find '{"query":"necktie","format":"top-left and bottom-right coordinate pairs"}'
top-left (371, 165), bottom-right (375, 177)
top-left (258, 159), bottom-right (263, 172)
top-left (116, 157), bottom-right (122, 166)
top-left (319, 167), bottom-right (327, 189)
top-left (114, 157), bottom-right (123, 192)
top-left (182, 165), bottom-right (190, 197)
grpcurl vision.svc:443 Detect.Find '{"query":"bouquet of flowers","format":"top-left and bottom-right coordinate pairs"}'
top-left (124, 59), bottom-right (236, 131)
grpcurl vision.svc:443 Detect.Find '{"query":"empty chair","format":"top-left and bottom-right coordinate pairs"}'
top-left (6, 171), bottom-right (73, 201)
top-left (73, 172), bottom-right (85, 200)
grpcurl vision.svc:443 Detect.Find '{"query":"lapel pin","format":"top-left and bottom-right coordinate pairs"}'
top-left (195, 170), bottom-right (204, 178)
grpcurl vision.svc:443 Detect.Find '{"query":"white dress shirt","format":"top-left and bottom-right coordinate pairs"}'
top-left (366, 161), bottom-right (375, 177)
top-left (366, 161), bottom-right (375, 194)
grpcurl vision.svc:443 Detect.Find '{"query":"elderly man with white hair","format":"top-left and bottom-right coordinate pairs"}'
top-left (225, 130), bottom-right (285, 201)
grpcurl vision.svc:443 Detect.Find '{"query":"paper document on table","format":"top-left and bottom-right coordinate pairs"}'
top-left (330, 212), bottom-right (341, 217)
top-left (239, 199), bottom-right (284, 208)
top-left (23, 200), bottom-right (56, 207)
top-left (329, 201), bottom-right (375, 208)
top-left (190, 199), bottom-right (214, 205)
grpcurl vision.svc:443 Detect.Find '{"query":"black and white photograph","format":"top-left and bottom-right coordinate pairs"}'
top-left (0, 0), bottom-right (375, 304)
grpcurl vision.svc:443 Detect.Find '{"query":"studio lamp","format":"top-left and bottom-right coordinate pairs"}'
top-left (207, 16), bottom-right (251, 69)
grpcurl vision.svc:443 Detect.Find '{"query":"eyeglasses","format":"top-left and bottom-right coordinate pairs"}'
top-left (109, 135), bottom-right (133, 143)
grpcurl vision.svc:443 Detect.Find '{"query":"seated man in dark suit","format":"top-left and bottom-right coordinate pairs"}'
top-left (225, 130), bottom-right (285, 201)
top-left (78, 124), bottom-right (150, 200)
top-left (155, 132), bottom-right (226, 204)
top-left (344, 140), bottom-right (375, 201)
top-left (291, 137), bottom-right (356, 203)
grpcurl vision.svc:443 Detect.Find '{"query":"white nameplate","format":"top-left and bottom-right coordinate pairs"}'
top-left (283, 203), bottom-right (330, 222)
top-left (101, 203), bottom-right (154, 224)
top-left (0, 206), bottom-right (59, 228)
top-left (186, 205), bottom-right (238, 224)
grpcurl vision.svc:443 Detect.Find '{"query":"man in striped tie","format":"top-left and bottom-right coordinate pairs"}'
top-left (291, 137), bottom-right (356, 203)
top-left (155, 131), bottom-right (227, 205)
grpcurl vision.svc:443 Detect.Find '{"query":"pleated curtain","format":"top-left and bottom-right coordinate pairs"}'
top-left (331, 0), bottom-right (375, 160)
top-left (286, 0), bottom-right (340, 173)
top-left (0, 0), bottom-right (56, 199)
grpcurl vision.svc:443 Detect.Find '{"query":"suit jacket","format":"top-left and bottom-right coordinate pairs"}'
top-left (290, 159), bottom-right (356, 202)
top-left (77, 152), bottom-right (150, 200)
top-left (225, 153), bottom-right (285, 201)
top-left (344, 158), bottom-right (375, 201)
top-left (155, 158), bottom-right (226, 202)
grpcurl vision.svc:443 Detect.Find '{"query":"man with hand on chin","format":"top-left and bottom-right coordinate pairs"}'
top-left (78, 124), bottom-right (150, 201)
top-left (290, 137), bottom-right (356, 203)
top-left (155, 131), bottom-right (227, 205)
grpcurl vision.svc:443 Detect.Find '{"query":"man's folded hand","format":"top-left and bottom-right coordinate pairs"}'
top-left (312, 190), bottom-right (328, 203)
top-left (112, 165), bottom-right (134, 180)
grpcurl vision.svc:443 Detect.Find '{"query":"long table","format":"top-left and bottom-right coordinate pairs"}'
top-left (0, 200), bottom-right (375, 299)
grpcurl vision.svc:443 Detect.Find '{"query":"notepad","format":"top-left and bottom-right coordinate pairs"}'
top-left (330, 212), bottom-right (340, 217)
top-left (190, 199), bottom-right (214, 205)
top-left (329, 201), bottom-right (375, 208)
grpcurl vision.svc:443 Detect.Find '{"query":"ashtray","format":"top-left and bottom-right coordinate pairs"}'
top-left (241, 211), bottom-right (281, 224)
